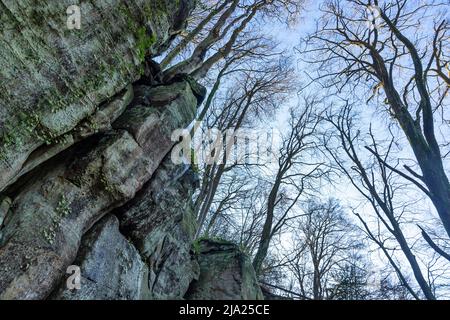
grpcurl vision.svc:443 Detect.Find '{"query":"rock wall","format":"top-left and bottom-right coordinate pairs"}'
top-left (185, 240), bottom-right (264, 300)
top-left (0, 0), bottom-right (193, 192)
top-left (117, 157), bottom-right (200, 300)
top-left (0, 70), bottom-right (202, 300)
top-left (0, 0), bottom-right (264, 300)
top-left (50, 215), bottom-right (149, 300)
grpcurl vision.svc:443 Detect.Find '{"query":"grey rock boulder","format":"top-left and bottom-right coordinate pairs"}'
top-left (185, 240), bottom-right (264, 300)
top-left (51, 215), bottom-right (149, 300)
top-left (118, 157), bottom-right (200, 300)
top-left (0, 78), bottom-right (200, 300)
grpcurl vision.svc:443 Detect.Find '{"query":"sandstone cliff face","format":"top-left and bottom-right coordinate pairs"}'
top-left (0, 0), bottom-right (263, 300)
top-left (117, 157), bottom-right (200, 300)
top-left (0, 0), bottom-right (193, 192)
top-left (0, 68), bottom-right (201, 300)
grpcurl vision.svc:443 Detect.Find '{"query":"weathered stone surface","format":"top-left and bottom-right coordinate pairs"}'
top-left (0, 131), bottom-right (145, 299)
top-left (74, 85), bottom-right (134, 141)
top-left (114, 81), bottom-right (198, 151)
top-left (118, 157), bottom-right (200, 299)
top-left (185, 240), bottom-right (264, 300)
top-left (0, 0), bottom-right (193, 192)
top-left (0, 79), bottom-right (200, 300)
top-left (51, 215), bottom-right (149, 300)
top-left (168, 74), bottom-right (208, 105)
top-left (3, 85), bottom-right (134, 190)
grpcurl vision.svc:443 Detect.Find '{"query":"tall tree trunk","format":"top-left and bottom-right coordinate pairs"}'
top-left (196, 164), bottom-right (225, 237)
top-left (252, 178), bottom-right (281, 275)
top-left (368, 23), bottom-right (450, 239)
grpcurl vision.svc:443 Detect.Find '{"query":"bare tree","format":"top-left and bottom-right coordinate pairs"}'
top-left (323, 102), bottom-right (437, 299)
top-left (162, 0), bottom-right (304, 81)
top-left (327, 251), bottom-right (372, 300)
top-left (252, 98), bottom-right (325, 275)
top-left (287, 198), bottom-right (362, 300)
top-left (300, 0), bottom-right (450, 238)
top-left (374, 272), bottom-right (413, 300)
top-left (160, 0), bottom-right (234, 69)
top-left (206, 173), bottom-right (268, 252)
top-left (193, 54), bottom-right (295, 237)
